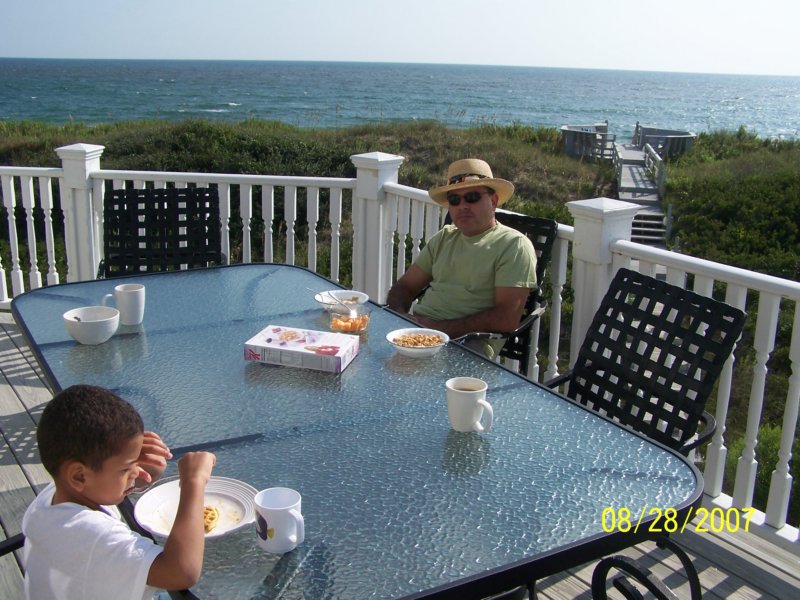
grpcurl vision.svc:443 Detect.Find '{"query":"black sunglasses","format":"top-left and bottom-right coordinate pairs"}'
top-left (446, 191), bottom-right (493, 206)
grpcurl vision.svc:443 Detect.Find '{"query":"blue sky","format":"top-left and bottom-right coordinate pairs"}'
top-left (2, 0), bottom-right (798, 76)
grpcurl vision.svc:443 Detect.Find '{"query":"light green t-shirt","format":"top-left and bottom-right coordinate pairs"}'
top-left (413, 222), bottom-right (538, 324)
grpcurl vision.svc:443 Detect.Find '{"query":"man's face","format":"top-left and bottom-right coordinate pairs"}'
top-left (447, 186), bottom-right (498, 237)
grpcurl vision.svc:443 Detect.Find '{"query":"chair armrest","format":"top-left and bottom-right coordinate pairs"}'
top-left (453, 331), bottom-right (506, 343)
top-left (0, 532), bottom-right (25, 556)
top-left (453, 304), bottom-right (547, 344)
top-left (515, 304), bottom-right (546, 333)
top-left (543, 370), bottom-right (572, 389)
top-left (679, 410), bottom-right (716, 454)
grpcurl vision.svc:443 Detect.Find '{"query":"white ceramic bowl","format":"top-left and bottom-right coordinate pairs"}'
top-left (314, 290), bottom-right (369, 314)
top-left (386, 327), bottom-right (449, 358)
top-left (63, 306), bottom-right (120, 345)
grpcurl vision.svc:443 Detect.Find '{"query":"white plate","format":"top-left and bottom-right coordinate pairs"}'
top-left (386, 327), bottom-right (449, 357)
top-left (134, 476), bottom-right (257, 539)
top-left (314, 290), bottom-right (369, 313)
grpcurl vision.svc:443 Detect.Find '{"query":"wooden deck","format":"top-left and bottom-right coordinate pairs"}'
top-left (0, 311), bottom-right (797, 599)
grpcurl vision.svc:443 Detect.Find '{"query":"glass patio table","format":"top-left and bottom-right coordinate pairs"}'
top-left (12, 264), bottom-right (702, 599)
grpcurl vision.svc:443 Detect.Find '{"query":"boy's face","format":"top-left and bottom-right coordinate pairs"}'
top-left (80, 433), bottom-right (144, 508)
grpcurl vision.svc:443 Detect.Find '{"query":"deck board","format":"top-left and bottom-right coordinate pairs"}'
top-left (0, 310), bottom-right (797, 600)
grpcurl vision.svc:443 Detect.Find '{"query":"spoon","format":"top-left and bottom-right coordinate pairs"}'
top-left (308, 288), bottom-right (357, 318)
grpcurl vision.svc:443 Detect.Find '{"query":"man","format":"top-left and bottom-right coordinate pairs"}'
top-left (386, 158), bottom-right (537, 357)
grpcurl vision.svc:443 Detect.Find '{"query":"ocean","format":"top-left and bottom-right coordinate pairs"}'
top-left (2, 58), bottom-right (799, 141)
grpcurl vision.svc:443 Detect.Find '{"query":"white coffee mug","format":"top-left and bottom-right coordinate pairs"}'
top-left (254, 487), bottom-right (305, 554)
top-left (446, 377), bottom-right (493, 433)
top-left (102, 283), bottom-right (145, 326)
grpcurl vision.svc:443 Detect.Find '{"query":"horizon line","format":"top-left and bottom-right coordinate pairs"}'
top-left (1, 56), bottom-right (798, 79)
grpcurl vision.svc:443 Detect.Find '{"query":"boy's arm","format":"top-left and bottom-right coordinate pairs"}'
top-left (147, 451), bottom-right (215, 590)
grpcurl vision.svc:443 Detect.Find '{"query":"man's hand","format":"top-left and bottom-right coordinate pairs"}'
top-left (409, 286), bottom-right (531, 339)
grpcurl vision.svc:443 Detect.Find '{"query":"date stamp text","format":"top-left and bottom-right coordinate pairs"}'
top-left (601, 506), bottom-right (757, 534)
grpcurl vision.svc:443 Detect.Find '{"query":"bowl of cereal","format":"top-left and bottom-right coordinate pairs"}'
top-left (314, 290), bottom-right (369, 314)
top-left (329, 305), bottom-right (371, 334)
top-left (386, 327), bottom-right (449, 357)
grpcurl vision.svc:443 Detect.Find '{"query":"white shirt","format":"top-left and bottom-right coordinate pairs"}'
top-left (22, 483), bottom-right (163, 600)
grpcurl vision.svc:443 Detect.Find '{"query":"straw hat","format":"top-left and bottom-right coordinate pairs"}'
top-left (428, 158), bottom-right (515, 207)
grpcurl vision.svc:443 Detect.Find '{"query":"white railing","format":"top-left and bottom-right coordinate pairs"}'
top-left (0, 146), bottom-right (796, 555)
top-left (0, 166), bottom-right (64, 300)
top-left (643, 143), bottom-right (667, 197)
top-left (90, 169), bottom-right (357, 279)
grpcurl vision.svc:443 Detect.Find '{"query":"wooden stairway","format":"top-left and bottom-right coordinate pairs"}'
top-left (614, 143), bottom-right (666, 247)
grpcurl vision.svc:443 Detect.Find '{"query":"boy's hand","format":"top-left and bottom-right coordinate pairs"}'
top-left (134, 431), bottom-right (173, 489)
top-left (177, 451), bottom-right (216, 487)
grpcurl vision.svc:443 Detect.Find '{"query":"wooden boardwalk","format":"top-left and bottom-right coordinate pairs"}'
top-left (0, 311), bottom-right (797, 599)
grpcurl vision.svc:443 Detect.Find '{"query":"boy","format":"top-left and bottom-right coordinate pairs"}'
top-left (22, 384), bottom-right (216, 600)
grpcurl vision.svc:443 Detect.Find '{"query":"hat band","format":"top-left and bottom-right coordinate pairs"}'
top-left (448, 172), bottom-right (489, 184)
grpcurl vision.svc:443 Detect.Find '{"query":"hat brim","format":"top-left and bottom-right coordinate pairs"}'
top-left (429, 178), bottom-right (514, 207)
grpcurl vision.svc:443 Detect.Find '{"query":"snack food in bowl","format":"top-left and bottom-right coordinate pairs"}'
top-left (330, 305), bottom-right (371, 333)
top-left (63, 306), bottom-right (120, 345)
top-left (314, 290), bottom-right (369, 314)
top-left (386, 327), bottom-right (449, 357)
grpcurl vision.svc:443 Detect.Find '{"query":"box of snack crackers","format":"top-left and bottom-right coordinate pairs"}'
top-left (244, 324), bottom-right (360, 374)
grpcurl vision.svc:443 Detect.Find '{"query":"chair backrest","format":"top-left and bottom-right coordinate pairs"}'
top-left (493, 212), bottom-right (559, 363)
top-left (566, 268), bottom-right (746, 453)
top-left (494, 212), bottom-right (558, 316)
top-left (101, 187), bottom-right (223, 278)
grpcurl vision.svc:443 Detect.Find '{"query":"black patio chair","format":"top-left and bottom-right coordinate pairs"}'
top-left (544, 267), bottom-right (746, 600)
top-left (454, 213), bottom-right (559, 377)
top-left (98, 186), bottom-right (225, 278)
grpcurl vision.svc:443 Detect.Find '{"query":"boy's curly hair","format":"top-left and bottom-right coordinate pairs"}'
top-left (38, 384), bottom-right (144, 476)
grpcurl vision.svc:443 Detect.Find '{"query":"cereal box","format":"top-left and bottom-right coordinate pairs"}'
top-left (244, 324), bottom-right (360, 374)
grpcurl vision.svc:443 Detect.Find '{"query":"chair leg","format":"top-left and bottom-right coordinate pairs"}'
top-left (591, 555), bottom-right (678, 600)
top-left (655, 536), bottom-right (702, 600)
top-left (591, 534), bottom-right (702, 600)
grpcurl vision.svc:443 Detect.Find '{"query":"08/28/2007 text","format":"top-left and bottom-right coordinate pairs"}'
top-left (601, 506), bottom-right (757, 535)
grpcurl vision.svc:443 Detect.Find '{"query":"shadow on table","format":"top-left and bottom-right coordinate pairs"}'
top-left (251, 542), bottom-right (333, 600)
top-left (442, 429), bottom-right (492, 477)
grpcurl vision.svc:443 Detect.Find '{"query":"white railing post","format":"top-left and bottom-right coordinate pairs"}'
top-left (734, 293), bottom-right (781, 509)
top-left (765, 301), bottom-right (800, 528)
top-left (55, 143), bottom-right (105, 282)
top-left (350, 152), bottom-right (404, 303)
top-left (566, 198), bottom-right (639, 364)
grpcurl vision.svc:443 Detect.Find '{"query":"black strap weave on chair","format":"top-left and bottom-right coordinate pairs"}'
top-left (493, 213), bottom-right (558, 366)
top-left (555, 267), bottom-right (745, 454)
top-left (100, 187), bottom-right (224, 278)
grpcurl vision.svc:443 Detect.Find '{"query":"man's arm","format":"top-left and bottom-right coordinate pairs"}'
top-left (412, 286), bottom-right (530, 338)
top-left (385, 265), bottom-right (432, 314)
